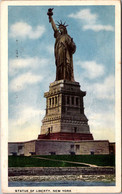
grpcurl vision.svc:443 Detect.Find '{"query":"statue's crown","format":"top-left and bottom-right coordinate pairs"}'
top-left (56, 20), bottom-right (68, 28)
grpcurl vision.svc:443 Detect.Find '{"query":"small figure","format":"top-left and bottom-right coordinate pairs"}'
top-left (47, 8), bottom-right (76, 81)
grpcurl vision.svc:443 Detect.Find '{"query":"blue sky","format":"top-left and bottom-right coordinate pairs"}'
top-left (8, 5), bottom-right (115, 142)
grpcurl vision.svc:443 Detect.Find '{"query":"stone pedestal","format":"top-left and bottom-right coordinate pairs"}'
top-left (38, 80), bottom-right (93, 140)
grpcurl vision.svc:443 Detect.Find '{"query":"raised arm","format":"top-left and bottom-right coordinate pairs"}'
top-left (47, 8), bottom-right (58, 32)
top-left (49, 16), bottom-right (58, 32)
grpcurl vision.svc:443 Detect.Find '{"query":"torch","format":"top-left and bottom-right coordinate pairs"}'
top-left (47, 8), bottom-right (54, 23)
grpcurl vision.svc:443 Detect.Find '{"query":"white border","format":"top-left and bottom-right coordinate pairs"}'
top-left (1, 0), bottom-right (121, 193)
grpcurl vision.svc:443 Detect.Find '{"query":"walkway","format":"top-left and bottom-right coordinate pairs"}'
top-left (31, 156), bottom-right (98, 167)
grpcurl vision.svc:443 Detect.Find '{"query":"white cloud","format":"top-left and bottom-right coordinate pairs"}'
top-left (87, 111), bottom-right (115, 142)
top-left (83, 24), bottom-right (114, 32)
top-left (9, 57), bottom-right (49, 76)
top-left (69, 9), bottom-right (97, 24)
top-left (77, 60), bottom-right (105, 79)
top-left (90, 125), bottom-right (115, 142)
top-left (9, 126), bottom-right (40, 142)
top-left (93, 75), bottom-right (115, 100)
top-left (10, 72), bottom-right (43, 91)
top-left (46, 45), bottom-right (54, 54)
top-left (75, 67), bottom-right (114, 101)
top-left (10, 106), bottom-right (44, 127)
top-left (68, 9), bottom-right (114, 32)
top-left (9, 22), bottom-right (45, 39)
top-left (85, 101), bottom-right (115, 142)
top-left (9, 106), bottom-right (45, 142)
top-left (88, 111), bottom-right (114, 129)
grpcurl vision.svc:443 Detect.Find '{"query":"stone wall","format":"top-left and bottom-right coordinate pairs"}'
top-left (8, 167), bottom-right (115, 176)
top-left (109, 142), bottom-right (115, 154)
top-left (35, 140), bottom-right (110, 155)
top-left (24, 140), bottom-right (36, 156)
top-left (8, 141), bottom-right (36, 156)
top-left (8, 139), bottom-right (111, 156)
top-left (74, 140), bottom-right (110, 155)
top-left (35, 140), bottom-right (73, 155)
top-left (8, 142), bottom-right (24, 156)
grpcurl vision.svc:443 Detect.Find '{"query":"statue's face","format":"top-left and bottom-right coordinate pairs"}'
top-left (59, 26), bottom-right (65, 33)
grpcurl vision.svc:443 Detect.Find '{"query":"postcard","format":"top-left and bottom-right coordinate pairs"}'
top-left (1, 0), bottom-right (121, 193)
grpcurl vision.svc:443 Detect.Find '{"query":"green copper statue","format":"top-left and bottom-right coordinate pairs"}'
top-left (47, 8), bottom-right (76, 81)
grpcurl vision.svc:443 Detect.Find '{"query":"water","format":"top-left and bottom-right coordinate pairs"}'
top-left (9, 181), bottom-right (115, 187)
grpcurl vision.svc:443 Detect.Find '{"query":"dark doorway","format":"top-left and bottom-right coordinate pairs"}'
top-left (90, 151), bottom-right (94, 155)
top-left (70, 152), bottom-right (75, 155)
top-left (50, 152), bottom-right (56, 155)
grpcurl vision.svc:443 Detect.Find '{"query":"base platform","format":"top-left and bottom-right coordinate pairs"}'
top-left (38, 132), bottom-right (94, 141)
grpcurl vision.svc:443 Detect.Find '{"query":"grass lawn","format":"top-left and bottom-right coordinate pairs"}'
top-left (8, 155), bottom-right (115, 167)
top-left (8, 156), bottom-right (88, 167)
top-left (35, 155), bottom-right (115, 167)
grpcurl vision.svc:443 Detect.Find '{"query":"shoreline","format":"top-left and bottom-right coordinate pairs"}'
top-left (8, 167), bottom-right (115, 176)
top-left (8, 174), bottom-right (115, 182)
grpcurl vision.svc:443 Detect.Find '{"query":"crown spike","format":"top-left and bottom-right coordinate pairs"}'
top-left (56, 21), bottom-right (60, 26)
top-left (56, 21), bottom-right (60, 24)
top-left (56, 20), bottom-right (68, 28)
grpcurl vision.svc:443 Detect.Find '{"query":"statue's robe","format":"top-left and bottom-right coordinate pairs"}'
top-left (54, 30), bottom-right (76, 81)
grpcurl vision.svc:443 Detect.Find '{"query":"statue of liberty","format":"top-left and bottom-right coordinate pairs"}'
top-left (47, 8), bottom-right (76, 82)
